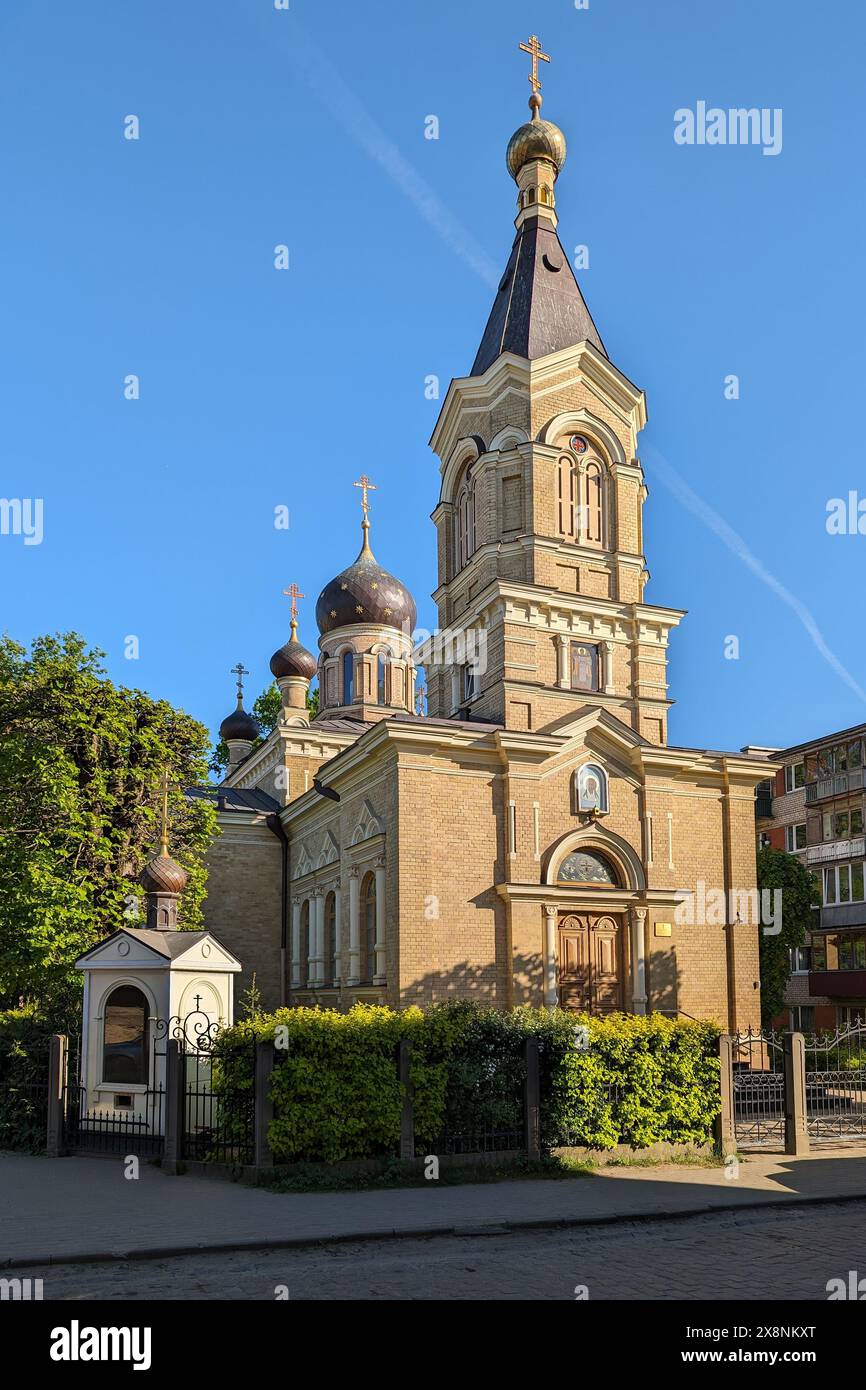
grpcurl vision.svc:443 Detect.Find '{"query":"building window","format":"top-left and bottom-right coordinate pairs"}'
top-left (784, 763), bottom-right (805, 793)
top-left (324, 891), bottom-right (337, 983)
top-left (838, 938), bottom-right (866, 970)
top-left (825, 810), bottom-right (864, 841)
top-left (557, 849), bottom-right (618, 885)
top-left (790, 1006), bottom-right (815, 1032)
top-left (463, 664), bottom-right (478, 703)
top-left (557, 456), bottom-right (578, 538)
top-left (570, 642), bottom-right (599, 692)
top-left (839, 1006), bottom-right (866, 1027)
top-left (102, 985), bottom-right (149, 1085)
top-left (758, 832), bottom-right (771, 850)
top-left (790, 946), bottom-right (811, 973)
top-left (376, 652), bottom-right (389, 705)
top-left (582, 461), bottom-right (604, 545)
top-left (454, 472), bottom-right (475, 570)
top-left (785, 823), bottom-right (807, 852)
top-left (824, 863), bottom-right (866, 905)
top-left (342, 651), bottom-right (355, 705)
top-left (361, 871), bottom-right (376, 981)
top-left (575, 763), bottom-right (609, 814)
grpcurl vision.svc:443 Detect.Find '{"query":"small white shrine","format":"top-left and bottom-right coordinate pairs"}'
top-left (74, 800), bottom-right (241, 1122)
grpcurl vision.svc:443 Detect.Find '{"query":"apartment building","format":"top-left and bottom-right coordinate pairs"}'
top-left (748, 723), bottom-right (866, 1031)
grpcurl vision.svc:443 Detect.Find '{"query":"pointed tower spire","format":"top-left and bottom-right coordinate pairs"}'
top-left (471, 36), bottom-right (606, 376)
top-left (353, 473), bottom-right (377, 559)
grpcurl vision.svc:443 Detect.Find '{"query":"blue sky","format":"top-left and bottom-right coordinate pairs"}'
top-left (1, 0), bottom-right (864, 756)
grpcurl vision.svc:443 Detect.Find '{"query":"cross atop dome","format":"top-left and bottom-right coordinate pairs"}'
top-left (519, 33), bottom-right (550, 99)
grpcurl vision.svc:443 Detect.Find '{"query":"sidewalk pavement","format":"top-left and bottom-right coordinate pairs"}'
top-left (3, 1146), bottom-right (866, 1269)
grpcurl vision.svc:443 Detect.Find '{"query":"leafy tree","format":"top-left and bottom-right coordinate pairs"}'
top-left (757, 847), bottom-right (821, 1027)
top-left (0, 633), bottom-right (216, 1020)
top-left (210, 681), bottom-right (318, 777)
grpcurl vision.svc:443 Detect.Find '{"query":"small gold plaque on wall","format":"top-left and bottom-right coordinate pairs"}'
top-left (654, 922), bottom-right (672, 937)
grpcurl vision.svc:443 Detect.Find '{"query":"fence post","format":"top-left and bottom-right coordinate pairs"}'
top-left (162, 1040), bottom-right (185, 1175)
top-left (716, 1034), bottom-right (736, 1156)
top-left (524, 1037), bottom-right (541, 1161)
top-left (46, 1034), bottom-right (67, 1158)
top-left (254, 1040), bottom-right (275, 1169)
top-left (783, 1031), bottom-right (810, 1156)
top-left (397, 1039), bottom-right (414, 1160)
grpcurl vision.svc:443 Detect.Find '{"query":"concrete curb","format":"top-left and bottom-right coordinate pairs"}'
top-left (4, 1188), bottom-right (866, 1272)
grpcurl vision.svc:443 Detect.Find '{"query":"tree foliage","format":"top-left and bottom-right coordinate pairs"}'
top-left (0, 633), bottom-right (216, 1019)
top-left (757, 847), bottom-right (821, 1026)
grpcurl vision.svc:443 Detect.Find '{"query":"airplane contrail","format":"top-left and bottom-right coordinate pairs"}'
top-left (643, 443), bottom-right (866, 706)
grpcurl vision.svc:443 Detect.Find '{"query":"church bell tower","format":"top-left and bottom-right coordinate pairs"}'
top-left (422, 36), bottom-right (683, 744)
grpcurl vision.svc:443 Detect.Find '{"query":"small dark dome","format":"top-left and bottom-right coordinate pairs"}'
top-left (270, 637), bottom-right (317, 681)
top-left (140, 851), bottom-right (188, 895)
top-left (219, 703), bottom-right (260, 743)
top-left (316, 536), bottom-right (416, 637)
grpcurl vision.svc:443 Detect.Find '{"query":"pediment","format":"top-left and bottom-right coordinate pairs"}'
top-left (317, 828), bottom-right (340, 868)
top-left (75, 930), bottom-right (169, 969)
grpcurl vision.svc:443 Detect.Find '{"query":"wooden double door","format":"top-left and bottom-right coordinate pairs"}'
top-left (558, 912), bottom-right (624, 1015)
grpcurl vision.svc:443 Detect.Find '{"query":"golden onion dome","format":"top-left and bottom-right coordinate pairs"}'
top-left (506, 95), bottom-right (567, 180)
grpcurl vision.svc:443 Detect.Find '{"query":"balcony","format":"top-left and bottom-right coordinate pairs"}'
top-left (755, 794), bottom-right (773, 819)
top-left (805, 769), bottom-right (865, 803)
top-left (809, 969), bottom-right (866, 1000)
top-left (813, 903), bottom-right (866, 931)
top-left (806, 836), bottom-right (866, 865)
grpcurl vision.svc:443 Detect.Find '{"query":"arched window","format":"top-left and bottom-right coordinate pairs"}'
top-left (576, 763), bottom-right (609, 814)
top-left (557, 456), bottom-right (577, 538)
top-left (557, 849), bottom-right (618, 886)
top-left (557, 440), bottom-right (607, 546)
top-left (324, 891), bottom-right (337, 984)
top-left (342, 651), bottom-right (355, 705)
top-left (454, 469), bottom-right (475, 570)
top-left (361, 871), bottom-right (377, 981)
top-left (376, 651), bottom-right (389, 705)
top-left (102, 985), bottom-right (149, 1084)
top-left (300, 900), bottom-right (310, 985)
top-left (583, 461), bottom-right (604, 545)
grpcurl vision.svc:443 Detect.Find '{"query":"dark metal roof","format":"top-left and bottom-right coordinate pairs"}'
top-left (472, 217), bottom-right (606, 376)
top-left (187, 785), bottom-right (281, 814)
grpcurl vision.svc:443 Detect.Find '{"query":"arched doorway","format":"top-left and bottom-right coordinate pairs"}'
top-left (555, 849), bottom-right (624, 1015)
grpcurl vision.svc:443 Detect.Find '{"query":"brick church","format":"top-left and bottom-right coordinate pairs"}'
top-left (202, 40), bottom-right (770, 1032)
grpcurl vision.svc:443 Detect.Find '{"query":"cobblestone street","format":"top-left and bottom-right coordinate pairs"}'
top-left (14, 1198), bottom-right (865, 1301)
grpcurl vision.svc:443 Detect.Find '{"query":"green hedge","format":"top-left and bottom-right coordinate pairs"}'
top-left (0, 1007), bottom-right (55, 1153)
top-left (215, 1003), bottom-right (721, 1164)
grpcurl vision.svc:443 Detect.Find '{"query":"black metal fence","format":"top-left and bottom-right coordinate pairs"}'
top-left (731, 1028), bottom-right (785, 1149)
top-left (804, 1025), bottom-right (866, 1142)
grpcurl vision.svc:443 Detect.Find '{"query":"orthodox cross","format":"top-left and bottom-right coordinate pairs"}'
top-left (193, 993), bottom-right (203, 1012)
top-left (353, 473), bottom-right (377, 518)
top-left (159, 769), bottom-right (170, 857)
top-left (230, 661), bottom-right (249, 703)
top-left (282, 583), bottom-right (305, 636)
top-left (519, 34), bottom-right (550, 94)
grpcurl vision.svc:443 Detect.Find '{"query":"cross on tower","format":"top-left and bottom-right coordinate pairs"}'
top-left (230, 661), bottom-right (249, 702)
top-left (282, 583), bottom-right (305, 630)
top-left (159, 769), bottom-right (170, 857)
top-left (353, 473), bottom-right (377, 517)
top-left (519, 33), bottom-right (550, 94)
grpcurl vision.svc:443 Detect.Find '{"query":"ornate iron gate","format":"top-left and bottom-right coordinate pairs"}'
top-left (804, 1024), bottom-right (866, 1142)
top-left (732, 1028), bottom-right (785, 1149)
top-left (64, 1034), bottom-right (166, 1157)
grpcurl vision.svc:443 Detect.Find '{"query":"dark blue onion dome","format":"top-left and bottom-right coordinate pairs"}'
top-left (219, 698), bottom-right (260, 743)
top-left (315, 518), bottom-right (417, 637)
top-left (270, 617), bottom-right (318, 680)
